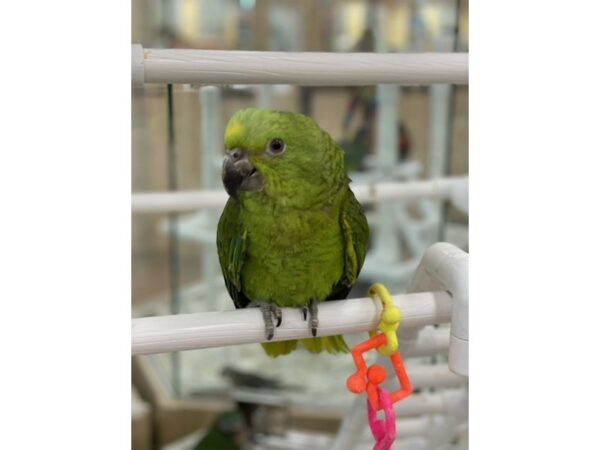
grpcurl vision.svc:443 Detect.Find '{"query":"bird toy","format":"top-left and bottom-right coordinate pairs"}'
top-left (346, 283), bottom-right (413, 449)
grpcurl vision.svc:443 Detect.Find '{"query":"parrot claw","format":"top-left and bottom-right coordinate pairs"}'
top-left (274, 307), bottom-right (283, 328)
top-left (301, 301), bottom-right (319, 336)
top-left (250, 301), bottom-right (282, 340)
top-left (266, 326), bottom-right (274, 340)
top-left (301, 306), bottom-right (308, 321)
top-left (309, 299), bottom-right (319, 337)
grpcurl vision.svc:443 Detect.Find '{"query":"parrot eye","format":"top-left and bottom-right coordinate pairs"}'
top-left (267, 138), bottom-right (286, 156)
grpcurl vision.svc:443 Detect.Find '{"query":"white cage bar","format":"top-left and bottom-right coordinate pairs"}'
top-left (132, 45), bottom-right (468, 86)
top-left (131, 176), bottom-right (468, 214)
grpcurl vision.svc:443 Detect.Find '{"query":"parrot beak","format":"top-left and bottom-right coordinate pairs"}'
top-left (222, 148), bottom-right (264, 198)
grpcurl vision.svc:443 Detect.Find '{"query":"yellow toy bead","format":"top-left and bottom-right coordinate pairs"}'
top-left (368, 283), bottom-right (402, 356)
top-left (382, 307), bottom-right (401, 325)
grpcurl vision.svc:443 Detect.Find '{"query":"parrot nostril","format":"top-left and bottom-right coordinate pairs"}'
top-left (230, 149), bottom-right (242, 161)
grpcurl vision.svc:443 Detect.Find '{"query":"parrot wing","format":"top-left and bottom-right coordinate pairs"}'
top-left (326, 188), bottom-right (369, 301)
top-left (294, 188), bottom-right (368, 356)
top-left (217, 198), bottom-right (251, 309)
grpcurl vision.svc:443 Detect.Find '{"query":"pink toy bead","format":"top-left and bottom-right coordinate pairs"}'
top-left (367, 387), bottom-right (396, 450)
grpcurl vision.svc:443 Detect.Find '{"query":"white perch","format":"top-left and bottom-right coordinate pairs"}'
top-left (132, 291), bottom-right (452, 355)
top-left (131, 177), bottom-right (468, 214)
top-left (132, 45), bottom-right (468, 86)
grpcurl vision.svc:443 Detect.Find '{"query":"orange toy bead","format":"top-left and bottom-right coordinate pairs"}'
top-left (347, 373), bottom-right (367, 393)
top-left (367, 365), bottom-right (387, 385)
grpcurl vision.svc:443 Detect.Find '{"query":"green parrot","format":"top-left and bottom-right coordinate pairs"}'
top-left (216, 108), bottom-right (369, 357)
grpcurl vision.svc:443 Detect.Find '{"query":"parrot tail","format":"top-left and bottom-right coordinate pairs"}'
top-left (261, 335), bottom-right (349, 357)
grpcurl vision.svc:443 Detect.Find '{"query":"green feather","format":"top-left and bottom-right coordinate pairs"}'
top-left (216, 109), bottom-right (369, 356)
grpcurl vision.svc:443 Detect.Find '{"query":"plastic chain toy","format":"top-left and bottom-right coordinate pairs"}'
top-left (346, 283), bottom-right (413, 450)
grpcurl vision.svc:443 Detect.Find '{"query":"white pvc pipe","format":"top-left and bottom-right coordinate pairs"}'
top-left (136, 47), bottom-right (468, 85)
top-left (132, 190), bottom-right (227, 213)
top-left (357, 394), bottom-right (468, 448)
top-left (360, 415), bottom-right (461, 439)
top-left (395, 388), bottom-right (467, 418)
top-left (131, 291), bottom-right (452, 355)
top-left (410, 243), bottom-right (469, 376)
top-left (131, 177), bottom-right (468, 214)
top-left (405, 326), bottom-right (449, 358)
top-left (371, 84), bottom-right (402, 263)
top-left (357, 417), bottom-right (428, 440)
top-left (199, 86), bottom-right (222, 190)
top-left (428, 84), bottom-right (453, 226)
top-left (393, 417), bottom-right (434, 437)
top-left (409, 364), bottom-right (466, 390)
top-left (389, 437), bottom-right (428, 450)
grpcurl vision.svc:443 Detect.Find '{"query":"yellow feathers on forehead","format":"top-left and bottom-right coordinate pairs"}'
top-left (225, 119), bottom-right (245, 146)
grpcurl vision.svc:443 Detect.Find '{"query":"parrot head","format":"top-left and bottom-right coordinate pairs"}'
top-left (222, 108), bottom-right (347, 208)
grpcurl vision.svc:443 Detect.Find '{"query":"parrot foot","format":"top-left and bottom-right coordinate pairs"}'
top-left (301, 299), bottom-right (319, 337)
top-left (250, 301), bottom-right (282, 340)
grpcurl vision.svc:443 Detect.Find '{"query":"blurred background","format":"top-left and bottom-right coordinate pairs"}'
top-left (132, 0), bottom-right (468, 449)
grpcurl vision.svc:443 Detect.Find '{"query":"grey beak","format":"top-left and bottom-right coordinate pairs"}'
top-left (222, 148), bottom-right (263, 198)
